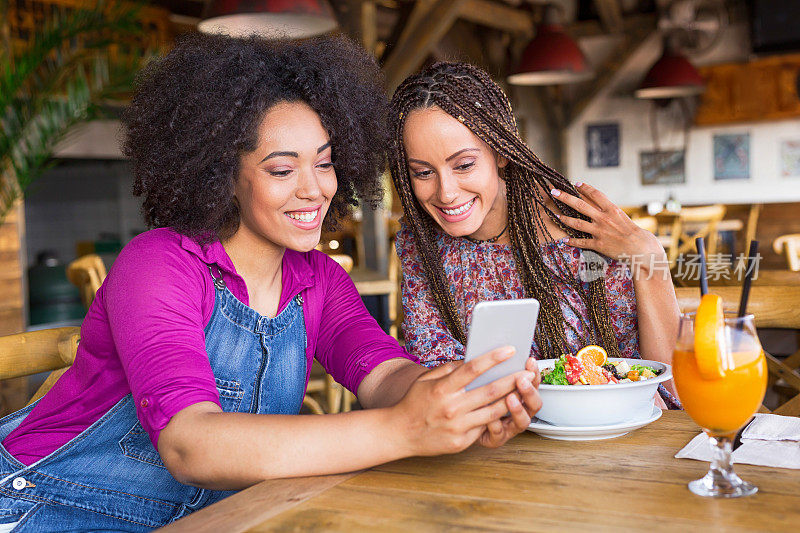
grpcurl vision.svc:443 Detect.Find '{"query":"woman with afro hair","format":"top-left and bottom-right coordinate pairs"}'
top-left (0, 34), bottom-right (541, 531)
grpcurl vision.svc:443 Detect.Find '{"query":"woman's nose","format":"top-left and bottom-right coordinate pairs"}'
top-left (297, 169), bottom-right (322, 199)
top-left (436, 174), bottom-right (458, 204)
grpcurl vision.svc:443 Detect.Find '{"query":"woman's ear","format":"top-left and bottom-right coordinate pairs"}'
top-left (497, 154), bottom-right (509, 170)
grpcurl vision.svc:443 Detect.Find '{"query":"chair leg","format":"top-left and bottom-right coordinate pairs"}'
top-left (342, 391), bottom-right (354, 412)
top-left (774, 393), bottom-right (800, 417)
top-left (302, 396), bottom-right (325, 415)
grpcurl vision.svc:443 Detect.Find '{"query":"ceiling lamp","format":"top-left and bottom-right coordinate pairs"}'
top-left (198, 0), bottom-right (338, 39)
top-left (635, 39), bottom-right (704, 99)
top-left (507, 5), bottom-right (593, 86)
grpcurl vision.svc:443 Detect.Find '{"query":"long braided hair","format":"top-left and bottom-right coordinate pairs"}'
top-left (388, 62), bottom-right (621, 360)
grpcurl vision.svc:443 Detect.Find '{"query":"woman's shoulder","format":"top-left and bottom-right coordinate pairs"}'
top-left (109, 228), bottom-right (212, 287)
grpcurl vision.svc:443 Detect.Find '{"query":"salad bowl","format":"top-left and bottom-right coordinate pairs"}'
top-left (535, 358), bottom-right (672, 427)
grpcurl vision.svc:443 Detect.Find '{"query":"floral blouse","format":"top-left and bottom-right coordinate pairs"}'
top-left (395, 222), bottom-right (681, 409)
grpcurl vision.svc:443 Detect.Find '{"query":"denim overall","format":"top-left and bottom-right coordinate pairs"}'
top-left (0, 266), bottom-right (307, 531)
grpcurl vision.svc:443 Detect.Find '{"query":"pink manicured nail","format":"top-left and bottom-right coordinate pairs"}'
top-left (550, 189), bottom-right (560, 197)
top-left (575, 181), bottom-right (583, 187)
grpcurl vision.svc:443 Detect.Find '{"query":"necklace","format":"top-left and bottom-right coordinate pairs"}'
top-left (463, 223), bottom-right (509, 244)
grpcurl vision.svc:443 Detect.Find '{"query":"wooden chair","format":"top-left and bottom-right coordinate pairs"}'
top-left (630, 215), bottom-right (657, 234)
top-left (0, 327), bottom-right (80, 406)
top-left (656, 205), bottom-right (726, 266)
top-left (66, 254), bottom-right (107, 309)
top-left (674, 285), bottom-right (800, 415)
top-left (773, 234), bottom-right (800, 272)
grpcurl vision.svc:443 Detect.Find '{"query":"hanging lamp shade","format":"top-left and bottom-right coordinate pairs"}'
top-left (635, 49), bottom-right (704, 99)
top-left (198, 0), bottom-right (337, 39)
top-left (507, 23), bottom-right (593, 86)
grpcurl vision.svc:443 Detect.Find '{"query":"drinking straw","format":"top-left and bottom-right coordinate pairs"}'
top-left (737, 240), bottom-right (760, 318)
top-left (695, 237), bottom-right (708, 296)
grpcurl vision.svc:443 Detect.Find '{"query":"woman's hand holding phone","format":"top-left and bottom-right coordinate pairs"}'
top-left (394, 347), bottom-right (541, 457)
top-left (479, 356), bottom-right (542, 448)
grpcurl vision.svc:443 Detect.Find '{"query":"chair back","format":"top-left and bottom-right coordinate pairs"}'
top-left (656, 205), bottom-right (726, 264)
top-left (773, 234), bottom-right (800, 272)
top-left (631, 215), bottom-right (657, 234)
top-left (66, 254), bottom-right (107, 309)
top-left (327, 254), bottom-right (354, 273)
top-left (0, 327), bottom-right (80, 405)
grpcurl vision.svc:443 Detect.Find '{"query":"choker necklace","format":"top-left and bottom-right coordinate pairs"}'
top-left (464, 223), bottom-right (508, 244)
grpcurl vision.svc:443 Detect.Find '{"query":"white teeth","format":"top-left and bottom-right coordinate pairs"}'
top-left (286, 209), bottom-right (319, 223)
top-left (442, 199), bottom-right (475, 216)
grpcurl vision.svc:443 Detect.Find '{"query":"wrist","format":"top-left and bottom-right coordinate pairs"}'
top-left (629, 233), bottom-right (669, 280)
top-left (386, 401), bottom-right (419, 458)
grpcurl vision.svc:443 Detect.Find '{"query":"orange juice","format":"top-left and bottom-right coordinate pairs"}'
top-left (673, 349), bottom-right (767, 437)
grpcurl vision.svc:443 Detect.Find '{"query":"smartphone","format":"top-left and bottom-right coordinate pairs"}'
top-left (464, 298), bottom-right (540, 391)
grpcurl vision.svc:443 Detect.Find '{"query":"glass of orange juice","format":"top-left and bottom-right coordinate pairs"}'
top-left (672, 310), bottom-right (767, 497)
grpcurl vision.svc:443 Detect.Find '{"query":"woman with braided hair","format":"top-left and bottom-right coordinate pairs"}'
top-left (390, 62), bottom-right (680, 408)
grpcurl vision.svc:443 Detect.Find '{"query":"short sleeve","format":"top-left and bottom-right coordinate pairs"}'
top-left (395, 224), bottom-right (464, 367)
top-left (313, 253), bottom-right (418, 394)
top-left (103, 234), bottom-right (221, 447)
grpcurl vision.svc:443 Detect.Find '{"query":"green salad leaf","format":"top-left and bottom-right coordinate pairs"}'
top-left (541, 357), bottom-right (569, 385)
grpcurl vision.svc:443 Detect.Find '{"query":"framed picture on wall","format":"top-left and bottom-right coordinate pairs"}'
top-left (639, 150), bottom-right (685, 185)
top-left (713, 133), bottom-right (750, 180)
top-left (780, 139), bottom-right (800, 177)
top-left (586, 123), bottom-right (619, 168)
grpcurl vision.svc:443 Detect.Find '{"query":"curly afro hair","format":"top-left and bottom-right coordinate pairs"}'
top-left (122, 32), bottom-right (388, 240)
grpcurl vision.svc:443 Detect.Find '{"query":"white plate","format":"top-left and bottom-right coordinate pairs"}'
top-left (526, 406), bottom-right (663, 441)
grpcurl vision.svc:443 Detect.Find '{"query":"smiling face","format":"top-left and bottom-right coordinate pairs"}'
top-left (402, 106), bottom-right (508, 241)
top-left (233, 100), bottom-right (337, 253)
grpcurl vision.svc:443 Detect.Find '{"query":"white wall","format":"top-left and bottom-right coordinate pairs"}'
top-left (517, 23), bottom-right (800, 207)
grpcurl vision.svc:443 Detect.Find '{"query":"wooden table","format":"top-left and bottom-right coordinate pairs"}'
top-left (160, 411), bottom-right (800, 532)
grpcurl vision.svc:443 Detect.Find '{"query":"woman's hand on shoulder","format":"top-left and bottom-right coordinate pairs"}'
top-left (551, 182), bottom-right (666, 274)
top-left (392, 348), bottom-right (541, 457)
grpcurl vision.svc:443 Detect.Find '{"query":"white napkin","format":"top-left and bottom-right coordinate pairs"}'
top-left (675, 414), bottom-right (800, 470)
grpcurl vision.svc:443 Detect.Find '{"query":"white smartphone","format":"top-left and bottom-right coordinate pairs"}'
top-left (464, 299), bottom-right (540, 391)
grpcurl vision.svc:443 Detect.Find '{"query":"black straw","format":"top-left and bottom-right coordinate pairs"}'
top-left (737, 240), bottom-right (759, 318)
top-left (695, 237), bottom-right (708, 296)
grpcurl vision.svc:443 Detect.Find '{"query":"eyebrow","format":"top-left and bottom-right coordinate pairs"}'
top-left (407, 148), bottom-right (480, 166)
top-left (260, 142), bottom-right (331, 163)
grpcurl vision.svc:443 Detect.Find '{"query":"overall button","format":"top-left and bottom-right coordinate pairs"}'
top-left (12, 477), bottom-right (26, 490)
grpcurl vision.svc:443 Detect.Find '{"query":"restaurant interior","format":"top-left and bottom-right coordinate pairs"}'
top-left (1, 0), bottom-right (800, 530)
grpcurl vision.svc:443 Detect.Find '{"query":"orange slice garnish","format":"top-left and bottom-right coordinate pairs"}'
top-left (576, 345), bottom-right (607, 367)
top-left (693, 293), bottom-right (727, 380)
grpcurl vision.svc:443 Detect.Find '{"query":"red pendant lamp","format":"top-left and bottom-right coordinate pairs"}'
top-left (198, 0), bottom-right (338, 39)
top-left (508, 4), bottom-right (593, 86)
top-left (635, 37), bottom-right (704, 100)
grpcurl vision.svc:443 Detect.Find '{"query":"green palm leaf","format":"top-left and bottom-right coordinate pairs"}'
top-left (0, 0), bottom-right (146, 222)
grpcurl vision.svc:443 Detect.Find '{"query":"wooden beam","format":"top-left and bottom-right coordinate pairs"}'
top-left (458, 0), bottom-right (535, 35)
top-left (382, 0), bottom-right (466, 93)
top-left (566, 17), bottom-right (657, 129)
top-left (592, 0), bottom-right (624, 34)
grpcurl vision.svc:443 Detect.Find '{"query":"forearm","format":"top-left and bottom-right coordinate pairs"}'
top-left (159, 403), bottom-right (408, 491)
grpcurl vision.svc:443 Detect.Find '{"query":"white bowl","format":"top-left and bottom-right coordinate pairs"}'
top-left (536, 358), bottom-right (672, 427)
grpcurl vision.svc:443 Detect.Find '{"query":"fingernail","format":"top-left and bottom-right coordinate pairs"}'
top-left (559, 237), bottom-right (569, 243)
top-left (508, 394), bottom-right (521, 408)
top-left (501, 346), bottom-right (516, 356)
top-left (550, 189), bottom-right (560, 197)
top-left (555, 213), bottom-right (561, 219)
top-left (575, 181), bottom-right (583, 187)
